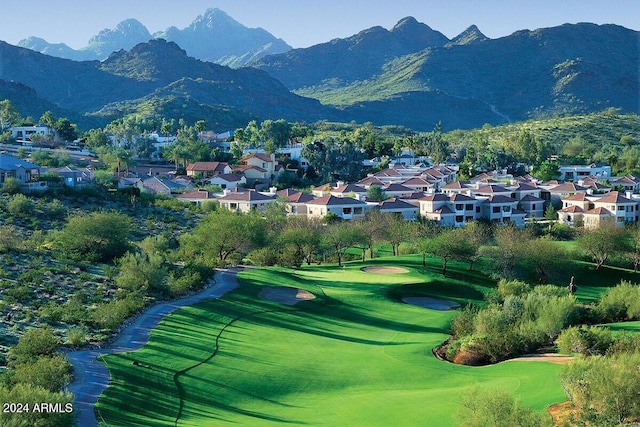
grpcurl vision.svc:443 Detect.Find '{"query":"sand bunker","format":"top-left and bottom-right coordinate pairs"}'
top-left (510, 353), bottom-right (574, 364)
top-left (361, 266), bottom-right (409, 274)
top-left (259, 286), bottom-right (315, 306)
top-left (403, 297), bottom-right (460, 311)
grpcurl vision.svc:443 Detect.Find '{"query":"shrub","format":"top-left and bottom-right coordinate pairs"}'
top-left (10, 355), bottom-right (72, 392)
top-left (65, 326), bottom-right (88, 347)
top-left (1, 177), bottom-right (21, 194)
top-left (167, 270), bottom-right (202, 296)
top-left (7, 193), bottom-right (35, 216)
top-left (596, 280), bottom-right (640, 322)
top-left (557, 325), bottom-right (613, 356)
top-left (0, 383), bottom-right (74, 427)
top-left (450, 305), bottom-right (477, 337)
top-left (497, 279), bottom-right (530, 299)
top-left (90, 294), bottom-right (145, 331)
top-left (560, 352), bottom-right (640, 425)
top-left (8, 328), bottom-right (60, 364)
top-left (458, 386), bottom-right (548, 427)
top-left (0, 225), bottom-right (22, 252)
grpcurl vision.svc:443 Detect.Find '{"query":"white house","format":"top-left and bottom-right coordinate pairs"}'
top-left (10, 125), bottom-right (55, 142)
top-left (306, 195), bottom-right (370, 220)
top-left (559, 164), bottom-right (611, 182)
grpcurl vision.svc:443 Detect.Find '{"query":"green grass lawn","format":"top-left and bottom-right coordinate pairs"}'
top-left (95, 256), bottom-right (566, 426)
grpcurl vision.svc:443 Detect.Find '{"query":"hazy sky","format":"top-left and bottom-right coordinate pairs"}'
top-left (1, 0), bottom-right (638, 49)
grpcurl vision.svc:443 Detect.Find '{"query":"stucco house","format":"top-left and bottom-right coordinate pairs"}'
top-left (217, 190), bottom-right (277, 213)
top-left (186, 162), bottom-right (232, 178)
top-left (306, 195), bottom-right (370, 220)
top-left (206, 173), bottom-right (246, 190)
top-left (377, 198), bottom-right (418, 221)
top-left (0, 154), bottom-right (47, 191)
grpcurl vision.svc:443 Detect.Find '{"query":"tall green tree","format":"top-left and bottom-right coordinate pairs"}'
top-left (0, 99), bottom-right (21, 131)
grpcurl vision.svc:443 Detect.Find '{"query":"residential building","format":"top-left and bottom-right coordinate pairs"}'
top-left (0, 154), bottom-right (47, 191)
top-left (306, 195), bottom-right (370, 220)
top-left (186, 162), bottom-right (232, 178)
top-left (205, 173), bottom-right (246, 190)
top-left (558, 163), bottom-right (611, 182)
top-left (377, 198), bottom-right (419, 221)
top-left (218, 190), bottom-right (277, 213)
top-left (10, 125), bottom-right (55, 142)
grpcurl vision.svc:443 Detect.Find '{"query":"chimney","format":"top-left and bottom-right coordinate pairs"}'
top-left (336, 180), bottom-right (345, 188)
top-left (269, 186), bottom-right (277, 195)
top-left (626, 191), bottom-right (633, 200)
top-left (223, 189), bottom-right (230, 196)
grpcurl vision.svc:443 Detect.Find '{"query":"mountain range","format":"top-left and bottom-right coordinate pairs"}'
top-left (2, 10), bottom-right (639, 132)
top-left (0, 39), bottom-right (330, 131)
top-left (251, 21), bottom-right (639, 129)
top-left (17, 8), bottom-right (290, 67)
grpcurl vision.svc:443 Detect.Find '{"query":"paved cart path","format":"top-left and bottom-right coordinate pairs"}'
top-left (67, 268), bottom-right (240, 427)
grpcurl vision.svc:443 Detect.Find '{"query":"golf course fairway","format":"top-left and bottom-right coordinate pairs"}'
top-left (95, 257), bottom-right (566, 426)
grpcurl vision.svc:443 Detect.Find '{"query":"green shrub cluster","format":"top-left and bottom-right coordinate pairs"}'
top-left (594, 280), bottom-right (640, 322)
top-left (448, 280), bottom-right (576, 364)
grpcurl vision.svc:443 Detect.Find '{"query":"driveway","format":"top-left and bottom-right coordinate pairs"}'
top-left (67, 268), bottom-right (240, 427)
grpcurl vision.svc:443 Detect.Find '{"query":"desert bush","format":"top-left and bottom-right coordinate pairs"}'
top-left (10, 355), bottom-right (72, 392)
top-left (8, 328), bottom-right (60, 364)
top-left (7, 193), bottom-right (34, 216)
top-left (458, 386), bottom-right (548, 427)
top-left (497, 279), bottom-right (531, 299)
top-left (0, 225), bottom-right (22, 252)
top-left (65, 326), bottom-right (88, 347)
top-left (167, 270), bottom-right (202, 295)
top-left (1, 177), bottom-right (21, 194)
top-left (0, 383), bottom-right (74, 427)
top-left (560, 352), bottom-right (640, 425)
top-left (557, 326), bottom-right (613, 355)
top-left (596, 280), bottom-right (640, 322)
top-left (90, 294), bottom-right (145, 331)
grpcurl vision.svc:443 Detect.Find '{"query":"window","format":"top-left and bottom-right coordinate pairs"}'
top-left (455, 215), bottom-right (463, 223)
top-left (476, 206), bottom-right (481, 213)
top-left (465, 204), bottom-right (473, 211)
top-left (229, 203), bottom-right (238, 209)
top-left (531, 204), bottom-right (536, 210)
top-left (354, 207), bottom-right (363, 214)
top-left (343, 207), bottom-right (352, 215)
top-left (492, 206), bottom-right (500, 214)
top-left (502, 206), bottom-right (511, 212)
top-left (455, 204), bottom-right (463, 210)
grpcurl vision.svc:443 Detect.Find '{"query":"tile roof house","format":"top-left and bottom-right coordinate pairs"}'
top-left (376, 198), bottom-right (419, 221)
top-left (177, 189), bottom-right (218, 205)
top-left (330, 184), bottom-right (367, 198)
top-left (217, 190), bottom-right (277, 213)
top-left (277, 189), bottom-right (316, 216)
top-left (205, 173), bottom-right (246, 189)
top-left (306, 195), bottom-right (370, 220)
top-left (241, 153), bottom-right (280, 178)
top-left (582, 207), bottom-right (614, 229)
top-left (186, 162), bottom-right (232, 178)
top-left (518, 194), bottom-right (545, 218)
top-left (479, 195), bottom-right (526, 226)
top-left (591, 191), bottom-right (638, 225)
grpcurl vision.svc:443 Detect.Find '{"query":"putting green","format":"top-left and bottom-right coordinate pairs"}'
top-left (95, 258), bottom-right (565, 426)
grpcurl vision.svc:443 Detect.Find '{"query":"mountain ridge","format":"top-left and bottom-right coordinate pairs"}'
top-left (16, 8), bottom-right (290, 67)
